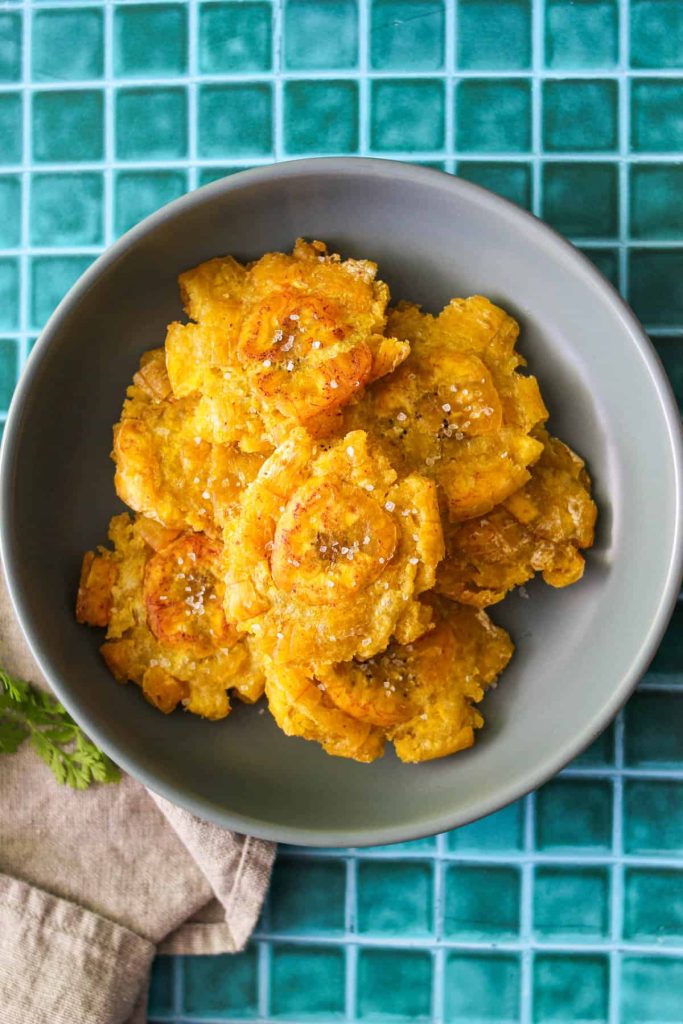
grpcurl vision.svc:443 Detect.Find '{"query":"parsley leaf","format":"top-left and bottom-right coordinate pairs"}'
top-left (0, 668), bottom-right (120, 789)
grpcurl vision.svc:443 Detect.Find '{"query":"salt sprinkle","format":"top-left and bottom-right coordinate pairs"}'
top-left (363, 535), bottom-right (371, 545)
top-left (327, 579), bottom-right (335, 588)
top-left (312, 340), bottom-right (322, 349)
top-left (286, 361), bottom-right (295, 371)
top-left (347, 446), bottom-right (355, 457)
top-left (409, 556), bottom-right (419, 565)
top-left (378, 557), bottom-right (385, 565)
top-left (193, 477), bottom-right (200, 484)
top-left (397, 411), bottom-right (407, 422)
top-left (289, 313), bottom-right (299, 321)
top-left (385, 500), bottom-right (396, 512)
top-left (262, 359), bottom-right (272, 368)
top-left (329, 380), bottom-right (339, 389)
top-left (276, 631), bottom-right (284, 639)
top-left (442, 403), bottom-right (451, 413)
top-left (202, 490), bottom-right (210, 500)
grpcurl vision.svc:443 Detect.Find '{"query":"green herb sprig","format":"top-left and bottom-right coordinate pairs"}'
top-left (0, 669), bottom-right (120, 789)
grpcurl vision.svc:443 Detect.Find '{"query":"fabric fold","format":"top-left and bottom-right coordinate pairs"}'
top-left (0, 874), bottom-right (155, 1024)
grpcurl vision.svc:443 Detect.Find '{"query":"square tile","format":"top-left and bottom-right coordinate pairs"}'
top-left (30, 256), bottom-right (92, 330)
top-left (183, 946), bottom-right (258, 1017)
top-left (632, 80), bottom-right (683, 151)
top-left (116, 87), bottom-right (187, 161)
top-left (0, 260), bottom-right (19, 331)
top-left (268, 855), bottom-right (346, 934)
top-left (457, 0), bottom-right (531, 70)
top-left (446, 800), bottom-right (524, 852)
top-left (624, 780), bottom-right (683, 855)
top-left (443, 865), bottom-right (520, 939)
top-left (533, 954), bottom-right (609, 1023)
top-left (629, 249), bottom-right (683, 325)
top-left (624, 691), bottom-right (683, 767)
top-left (631, 0), bottom-right (683, 69)
top-left (0, 12), bottom-right (22, 82)
top-left (545, 0), bottom-right (618, 69)
top-left (114, 4), bottom-right (187, 77)
top-left (653, 338), bottom-right (683, 410)
top-left (0, 338), bottom-right (19, 410)
top-left (0, 176), bottom-right (21, 248)
top-left (0, 94), bottom-right (22, 165)
top-left (572, 722), bottom-right (615, 767)
top-left (624, 869), bottom-right (683, 944)
top-left (115, 171), bottom-right (187, 237)
top-left (357, 949), bottom-right (432, 1022)
top-left (199, 2), bottom-right (272, 74)
top-left (284, 0), bottom-right (358, 70)
top-left (444, 954), bottom-right (520, 1024)
top-left (543, 80), bottom-right (618, 151)
top-left (371, 0), bottom-right (445, 71)
top-left (372, 79), bottom-right (444, 152)
top-left (533, 868), bottom-right (610, 941)
top-left (542, 163), bottom-right (618, 238)
top-left (457, 162), bottom-right (531, 209)
top-left (32, 9), bottom-right (103, 81)
top-left (284, 81), bottom-right (358, 154)
top-left (621, 958), bottom-right (683, 1023)
top-left (578, 248), bottom-right (619, 288)
top-left (198, 166), bottom-right (254, 186)
top-left (198, 83), bottom-right (272, 158)
top-left (456, 80), bottom-right (531, 153)
top-left (33, 90), bottom-right (103, 164)
top-left (643, 601), bottom-right (683, 683)
top-left (631, 164), bottom-right (683, 239)
top-left (148, 956), bottom-right (174, 1017)
top-left (31, 173), bottom-right (103, 246)
top-left (535, 779), bottom-right (613, 851)
top-left (271, 944), bottom-right (345, 1018)
top-left (357, 860), bottom-right (433, 935)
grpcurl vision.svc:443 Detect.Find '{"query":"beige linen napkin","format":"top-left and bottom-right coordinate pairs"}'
top-left (0, 572), bottom-right (276, 1024)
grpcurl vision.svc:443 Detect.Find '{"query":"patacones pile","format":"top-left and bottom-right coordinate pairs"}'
top-left (76, 240), bottom-right (597, 763)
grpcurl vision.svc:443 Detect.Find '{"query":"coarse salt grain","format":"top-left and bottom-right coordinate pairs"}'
top-left (409, 556), bottom-right (419, 565)
top-left (397, 411), bottom-right (407, 422)
top-left (286, 361), bottom-right (294, 371)
top-left (312, 340), bottom-right (321, 349)
top-left (262, 359), bottom-right (272, 368)
top-left (442, 403), bottom-right (451, 413)
top-left (347, 446), bottom-right (355, 457)
top-left (385, 500), bottom-right (395, 512)
top-left (202, 490), bottom-right (210, 500)
top-left (329, 380), bottom-right (338, 389)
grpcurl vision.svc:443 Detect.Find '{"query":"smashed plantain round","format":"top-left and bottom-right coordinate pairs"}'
top-left (77, 240), bottom-right (597, 764)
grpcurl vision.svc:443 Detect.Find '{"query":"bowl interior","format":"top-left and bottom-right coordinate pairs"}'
top-left (3, 160), bottom-right (681, 845)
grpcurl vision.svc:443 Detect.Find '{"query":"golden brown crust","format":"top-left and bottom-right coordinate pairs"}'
top-left (78, 241), bottom-right (597, 763)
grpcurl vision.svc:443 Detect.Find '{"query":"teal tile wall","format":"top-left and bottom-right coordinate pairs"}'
top-left (2, 2), bottom-right (682, 1022)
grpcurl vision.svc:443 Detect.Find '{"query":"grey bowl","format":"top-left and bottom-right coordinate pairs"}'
top-left (2, 158), bottom-right (682, 847)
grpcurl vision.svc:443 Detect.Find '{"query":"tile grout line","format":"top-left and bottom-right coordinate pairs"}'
top-left (17, 0), bottom-right (31, 368)
top-left (103, 0), bottom-right (114, 245)
top-left (609, 710), bottom-right (626, 1024)
top-left (186, 0), bottom-right (198, 191)
top-left (344, 854), bottom-right (357, 1021)
top-left (432, 832), bottom-right (447, 1024)
top-left (444, 0), bottom-right (456, 174)
top-left (519, 792), bottom-right (536, 1024)
top-left (617, 0), bottom-right (631, 301)
top-left (272, 0), bottom-right (283, 163)
top-left (358, 0), bottom-right (369, 156)
top-left (530, 0), bottom-right (543, 217)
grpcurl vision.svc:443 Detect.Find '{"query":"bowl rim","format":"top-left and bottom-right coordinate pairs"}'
top-left (2, 156), bottom-right (682, 847)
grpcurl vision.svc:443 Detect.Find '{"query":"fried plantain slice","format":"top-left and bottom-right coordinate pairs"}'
top-left (265, 664), bottom-right (385, 763)
top-left (164, 240), bottom-right (409, 451)
top-left (436, 429), bottom-right (597, 605)
top-left (113, 348), bottom-right (266, 533)
top-left (224, 427), bottom-right (445, 664)
top-left (386, 601), bottom-right (514, 763)
top-left (348, 297), bottom-right (548, 521)
top-left (77, 514), bottom-right (264, 719)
